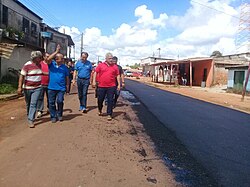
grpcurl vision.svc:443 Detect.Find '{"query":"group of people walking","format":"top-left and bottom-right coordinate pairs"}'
top-left (18, 45), bottom-right (124, 128)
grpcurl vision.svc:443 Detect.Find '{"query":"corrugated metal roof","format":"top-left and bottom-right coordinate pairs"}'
top-left (150, 57), bottom-right (213, 66)
top-left (225, 63), bottom-right (250, 69)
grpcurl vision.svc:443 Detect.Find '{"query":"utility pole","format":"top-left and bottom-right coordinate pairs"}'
top-left (242, 55), bottom-right (250, 101)
top-left (157, 48), bottom-right (161, 58)
top-left (97, 55), bottom-right (100, 64)
top-left (236, 1), bottom-right (250, 52)
top-left (80, 32), bottom-right (84, 54)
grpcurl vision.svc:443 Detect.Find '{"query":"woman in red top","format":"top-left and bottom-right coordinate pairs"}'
top-left (92, 53), bottom-right (121, 120)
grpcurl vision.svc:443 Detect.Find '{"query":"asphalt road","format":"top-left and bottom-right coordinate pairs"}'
top-left (125, 79), bottom-right (250, 187)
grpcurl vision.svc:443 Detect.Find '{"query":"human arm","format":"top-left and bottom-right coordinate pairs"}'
top-left (116, 76), bottom-right (121, 91)
top-left (72, 70), bottom-right (77, 86)
top-left (46, 44), bottom-right (60, 64)
top-left (92, 71), bottom-right (97, 88)
top-left (90, 69), bottom-right (95, 85)
top-left (66, 76), bottom-right (70, 93)
top-left (121, 73), bottom-right (125, 88)
top-left (17, 74), bottom-right (24, 95)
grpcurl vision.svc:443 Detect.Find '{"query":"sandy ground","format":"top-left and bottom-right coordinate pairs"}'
top-left (0, 87), bottom-right (179, 187)
top-left (1, 78), bottom-right (247, 187)
top-left (130, 77), bottom-right (250, 114)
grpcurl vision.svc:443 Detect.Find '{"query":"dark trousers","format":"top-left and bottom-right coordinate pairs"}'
top-left (113, 89), bottom-right (120, 107)
top-left (77, 78), bottom-right (90, 109)
top-left (97, 86), bottom-right (116, 115)
top-left (48, 89), bottom-right (65, 120)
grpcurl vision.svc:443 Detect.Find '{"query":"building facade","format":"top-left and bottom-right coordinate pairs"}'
top-left (143, 53), bottom-right (249, 87)
top-left (0, 0), bottom-right (43, 79)
top-left (226, 64), bottom-right (250, 92)
top-left (0, 0), bottom-right (74, 82)
top-left (40, 24), bottom-right (74, 58)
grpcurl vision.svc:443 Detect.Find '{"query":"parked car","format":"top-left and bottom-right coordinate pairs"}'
top-left (132, 72), bottom-right (141, 77)
top-left (125, 70), bottom-right (133, 77)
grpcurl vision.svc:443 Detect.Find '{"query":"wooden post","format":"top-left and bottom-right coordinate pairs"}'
top-left (189, 60), bottom-right (192, 87)
top-left (170, 64), bottom-right (173, 84)
top-left (241, 62), bottom-right (250, 101)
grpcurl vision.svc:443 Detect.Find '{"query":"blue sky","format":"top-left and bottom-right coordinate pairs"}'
top-left (20, 0), bottom-right (190, 34)
top-left (19, 0), bottom-right (246, 65)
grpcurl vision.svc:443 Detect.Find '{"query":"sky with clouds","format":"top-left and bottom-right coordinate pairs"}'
top-left (19, 0), bottom-right (247, 65)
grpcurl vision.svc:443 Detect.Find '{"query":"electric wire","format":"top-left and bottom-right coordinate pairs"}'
top-left (20, 0), bottom-right (63, 27)
top-left (191, 0), bottom-right (240, 20)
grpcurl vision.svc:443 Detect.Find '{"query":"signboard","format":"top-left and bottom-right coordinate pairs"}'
top-left (41, 32), bottom-right (53, 39)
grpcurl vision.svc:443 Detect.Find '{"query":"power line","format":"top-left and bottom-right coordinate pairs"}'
top-left (191, 0), bottom-right (240, 20)
top-left (21, 0), bottom-right (59, 26)
top-left (19, 0), bottom-right (64, 26)
top-left (29, 0), bottom-right (64, 25)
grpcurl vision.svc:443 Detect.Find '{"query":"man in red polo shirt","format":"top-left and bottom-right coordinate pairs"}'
top-left (37, 52), bottom-right (50, 118)
top-left (92, 52), bottom-right (121, 120)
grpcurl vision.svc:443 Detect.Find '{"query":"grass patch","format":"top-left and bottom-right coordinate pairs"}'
top-left (0, 83), bottom-right (17, 94)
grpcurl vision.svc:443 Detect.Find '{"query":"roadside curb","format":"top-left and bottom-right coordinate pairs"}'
top-left (0, 94), bottom-right (22, 101)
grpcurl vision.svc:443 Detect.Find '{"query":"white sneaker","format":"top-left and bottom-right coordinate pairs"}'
top-left (107, 115), bottom-right (112, 121)
top-left (37, 111), bottom-right (42, 118)
top-left (28, 121), bottom-right (35, 128)
top-left (58, 116), bottom-right (63, 121)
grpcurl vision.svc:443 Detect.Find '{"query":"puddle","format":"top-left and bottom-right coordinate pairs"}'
top-left (163, 154), bottom-right (193, 186)
top-left (121, 90), bottom-right (141, 106)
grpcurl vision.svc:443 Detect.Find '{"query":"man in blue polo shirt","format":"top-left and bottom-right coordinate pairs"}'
top-left (72, 52), bottom-right (93, 113)
top-left (47, 45), bottom-right (70, 123)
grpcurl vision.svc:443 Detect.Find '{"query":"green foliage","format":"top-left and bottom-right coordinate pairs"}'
top-left (0, 73), bottom-right (19, 88)
top-left (129, 63), bottom-right (140, 69)
top-left (0, 84), bottom-right (17, 94)
top-left (210, 50), bottom-right (222, 57)
top-left (4, 26), bottom-right (24, 39)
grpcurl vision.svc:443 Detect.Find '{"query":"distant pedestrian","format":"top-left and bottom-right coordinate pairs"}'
top-left (36, 52), bottom-right (50, 118)
top-left (72, 52), bottom-right (93, 113)
top-left (182, 72), bottom-right (187, 86)
top-left (46, 45), bottom-right (70, 123)
top-left (67, 59), bottom-right (74, 94)
top-left (17, 51), bottom-right (43, 128)
top-left (92, 52), bottom-right (121, 120)
top-left (112, 56), bottom-right (125, 108)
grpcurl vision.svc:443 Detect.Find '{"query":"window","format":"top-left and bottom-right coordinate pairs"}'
top-left (2, 5), bottom-right (8, 26)
top-left (22, 18), bottom-right (29, 34)
top-left (31, 22), bottom-right (37, 36)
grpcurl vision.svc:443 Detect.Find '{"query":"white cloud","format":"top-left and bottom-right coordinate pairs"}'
top-left (135, 5), bottom-right (168, 28)
top-left (59, 0), bottom-right (242, 66)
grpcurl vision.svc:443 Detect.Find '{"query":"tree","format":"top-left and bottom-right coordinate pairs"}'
top-left (210, 50), bottom-right (222, 57)
top-left (129, 63), bottom-right (140, 69)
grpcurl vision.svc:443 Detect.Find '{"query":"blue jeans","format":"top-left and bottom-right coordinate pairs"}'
top-left (98, 86), bottom-right (116, 115)
top-left (48, 89), bottom-right (65, 121)
top-left (24, 87), bottom-right (43, 123)
top-left (37, 85), bottom-right (48, 112)
top-left (77, 78), bottom-right (90, 109)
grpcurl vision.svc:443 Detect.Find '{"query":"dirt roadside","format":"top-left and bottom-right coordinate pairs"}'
top-left (129, 77), bottom-right (250, 114)
top-left (0, 87), bottom-right (180, 187)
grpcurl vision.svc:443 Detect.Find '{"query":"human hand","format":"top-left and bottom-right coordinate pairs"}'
top-left (56, 44), bottom-right (60, 52)
top-left (17, 87), bottom-right (23, 95)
